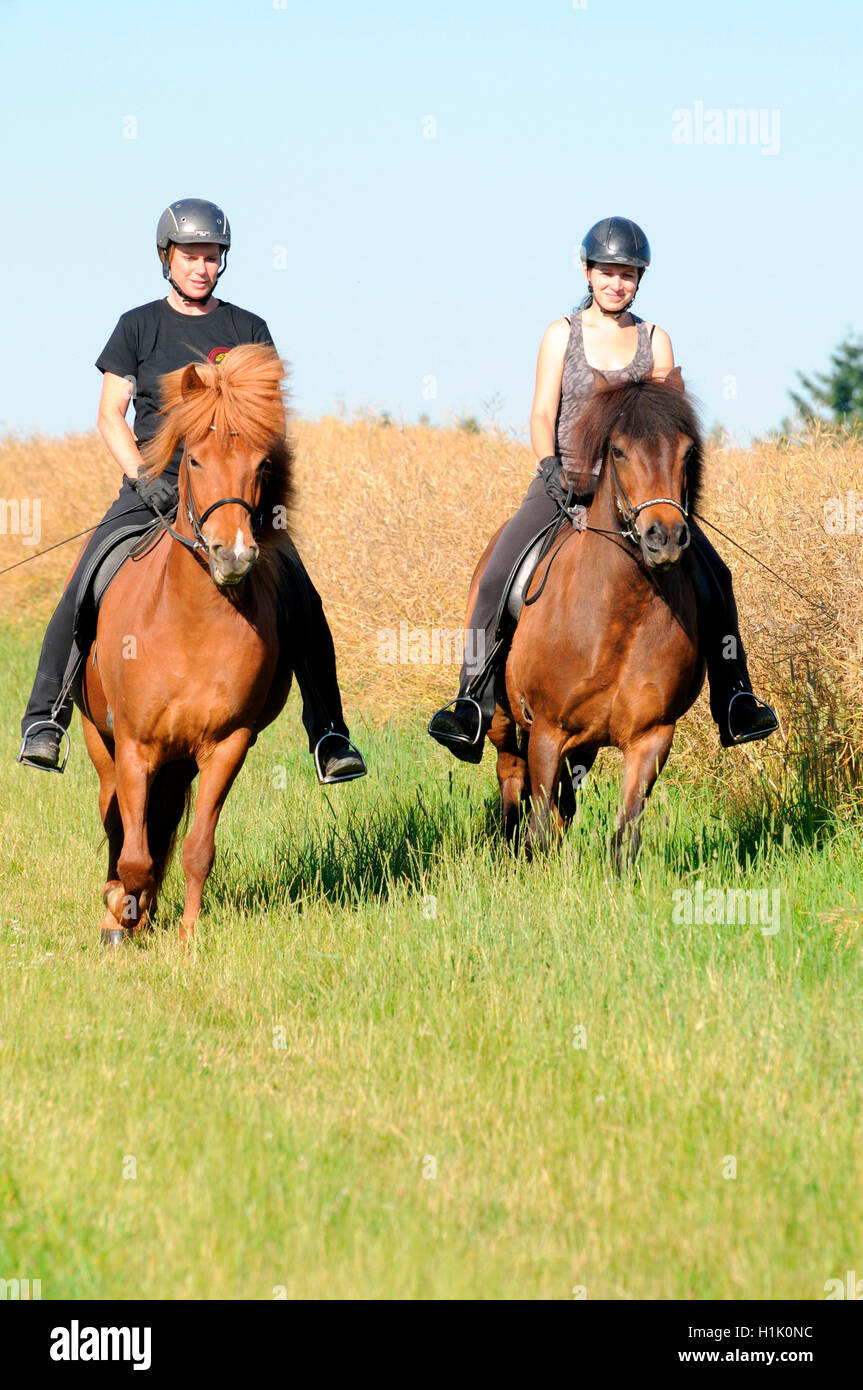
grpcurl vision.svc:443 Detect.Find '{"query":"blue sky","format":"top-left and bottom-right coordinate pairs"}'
top-left (1, 0), bottom-right (859, 442)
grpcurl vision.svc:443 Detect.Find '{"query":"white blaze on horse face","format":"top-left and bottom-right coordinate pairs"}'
top-left (234, 528), bottom-right (245, 555)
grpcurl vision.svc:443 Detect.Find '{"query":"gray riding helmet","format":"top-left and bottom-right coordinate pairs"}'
top-left (156, 198), bottom-right (231, 281)
top-left (580, 217), bottom-right (651, 269)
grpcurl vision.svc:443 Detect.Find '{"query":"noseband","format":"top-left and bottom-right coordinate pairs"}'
top-left (607, 449), bottom-right (690, 548)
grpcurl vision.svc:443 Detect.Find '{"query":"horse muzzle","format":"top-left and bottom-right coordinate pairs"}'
top-left (640, 518), bottom-right (690, 571)
top-left (208, 538), bottom-right (260, 587)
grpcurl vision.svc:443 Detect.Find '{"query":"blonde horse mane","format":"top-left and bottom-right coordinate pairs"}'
top-left (141, 344), bottom-right (294, 532)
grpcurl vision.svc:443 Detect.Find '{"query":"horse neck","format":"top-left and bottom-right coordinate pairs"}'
top-left (161, 505), bottom-right (234, 620)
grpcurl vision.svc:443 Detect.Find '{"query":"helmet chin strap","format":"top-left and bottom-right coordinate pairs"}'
top-left (594, 287), bottom-right (637, 319)
top-left (168, 277), bottom-right (216, 307)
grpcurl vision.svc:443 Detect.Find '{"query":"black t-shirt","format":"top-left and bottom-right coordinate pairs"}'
top-left (96, 298), bottom-right (275, 476)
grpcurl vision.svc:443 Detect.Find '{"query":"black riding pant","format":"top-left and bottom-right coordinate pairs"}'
top-left (21, 478), bottom-right (349, 751)
top-left (455, 473), bottom-right (753, 725)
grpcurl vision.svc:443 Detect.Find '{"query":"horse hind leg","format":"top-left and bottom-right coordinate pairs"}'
top-left (146, 759), bottom-right (198, 915)
top-left (179, 731), bottom-right (252, 941)
top-left (490, 705), bottom-right (530, 843)
top-left (611, 725), bottom-right (675, 875)
top-left (558, 748), bottom-right (597, 828)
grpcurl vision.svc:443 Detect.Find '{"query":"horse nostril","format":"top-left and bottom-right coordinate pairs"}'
top-left (645, 521), bottom-right (668, 550)
top-left (676, 522), bottom-right (691, 551)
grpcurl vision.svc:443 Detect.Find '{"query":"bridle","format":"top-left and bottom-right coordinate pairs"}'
top-left (157, 430), bottom-right (264, 562)
top-left (525, 440), bottom-right (692, 608)
top-left (606, 447), bottom-right (690, 548)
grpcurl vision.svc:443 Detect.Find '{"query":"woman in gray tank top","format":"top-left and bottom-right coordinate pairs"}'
top-left (429, 217), bottom-right (777, 760)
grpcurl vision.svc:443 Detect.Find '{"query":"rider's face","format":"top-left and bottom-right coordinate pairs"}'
top-left (168, 243), bottom-right (222, 298)
top-left (586, 263), bottom-right (640, 311)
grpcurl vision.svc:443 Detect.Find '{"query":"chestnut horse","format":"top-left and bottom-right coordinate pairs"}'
top-left (474, 368), bottom-right (705, 866)
top-left (79, 344), bottom-right (294, 943)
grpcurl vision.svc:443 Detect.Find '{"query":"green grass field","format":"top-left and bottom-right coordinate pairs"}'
top-left (1, 626), bottom-right (860, 1300)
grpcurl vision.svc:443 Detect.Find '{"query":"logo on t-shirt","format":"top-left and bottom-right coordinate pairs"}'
top-left (207, 346), bottom-right (231, 364)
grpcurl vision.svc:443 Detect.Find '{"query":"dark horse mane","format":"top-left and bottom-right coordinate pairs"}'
top-left (141, 343), bottom-right (295, 547)
top-left (569, 373), bottom-right (704, 513)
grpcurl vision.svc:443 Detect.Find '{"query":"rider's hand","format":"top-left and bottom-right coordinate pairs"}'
top-left (131, 471), bottom-right (179, 516)
top-left (538, 454), bottom-right (570, 504)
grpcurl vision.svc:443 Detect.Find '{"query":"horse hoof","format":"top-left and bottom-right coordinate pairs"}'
top-left (100, 928), bottom-right (131, 948)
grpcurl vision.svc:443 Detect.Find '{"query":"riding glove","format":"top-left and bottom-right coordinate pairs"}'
top-left (132, 471), bottom-right (179, 516)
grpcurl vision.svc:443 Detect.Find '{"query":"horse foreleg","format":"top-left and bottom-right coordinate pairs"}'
top-left (523, 723), bottom-right (567, 857)
top-left (489, 706), bottom-right (529, 843)
top-left (179, 730), bottom-right (252, 941)
top-left (611, 725), bottom-right (675, 874)
top-left (114, 741), bottom-right (157, 935)
top-left (81, 716), bottom-right (127, 946)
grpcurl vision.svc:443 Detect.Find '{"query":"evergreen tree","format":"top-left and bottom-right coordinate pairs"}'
top-left (788, 335), bottom-right (863, 425)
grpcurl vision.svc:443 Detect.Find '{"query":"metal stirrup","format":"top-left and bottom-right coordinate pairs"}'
top-left (16, 719), bottom-right (71, 773)
top-left (725, 690), bottom-right (778, 745)
top-left (427, 696), bottom-right (485, 745)
top-left (313, 730), bottom-right (367, 784)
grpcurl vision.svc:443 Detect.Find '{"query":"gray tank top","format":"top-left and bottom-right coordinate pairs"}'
top-left (553, 308), bottom-right (655, 473)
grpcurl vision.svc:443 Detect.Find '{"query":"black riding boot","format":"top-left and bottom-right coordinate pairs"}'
top-left (428, 472), bottom-right (559, 761)
top-left (274, 545), bottom-right (366, 783)
top-left (18, 478), bottom-right (159, 771)
top-left (690, 525), bottom-right (778, 746)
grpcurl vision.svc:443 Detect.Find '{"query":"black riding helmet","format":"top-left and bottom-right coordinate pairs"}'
top-left (580, 217), bottom-right (650, 269)
top-left (156, 198), bottom-right (231, 303)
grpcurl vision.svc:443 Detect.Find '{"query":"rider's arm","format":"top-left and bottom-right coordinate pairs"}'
top-left (650, 327), bottom-right (674, 376)
top-left (97, 373), bottom-right (146, 480)
top-left (529, 318), bottom-right (570, 461)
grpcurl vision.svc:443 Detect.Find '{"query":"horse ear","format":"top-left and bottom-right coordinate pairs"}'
top-left (179, 363), bottom-right (206, 398)
top-left (591, 368), bottom-right (617, 395)
top-left (661, 366), bottom-right (686, 394)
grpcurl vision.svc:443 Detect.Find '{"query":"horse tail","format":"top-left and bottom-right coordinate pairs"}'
top-left (147, 760), bottom-right (197, 894)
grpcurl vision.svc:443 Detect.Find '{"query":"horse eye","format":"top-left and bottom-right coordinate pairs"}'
top-left (189, 456), bottom-right (201, 469)
top-left (611, 445), bottom-right (624, 461)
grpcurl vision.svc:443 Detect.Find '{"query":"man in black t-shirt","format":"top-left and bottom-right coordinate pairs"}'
top-left (19, 197), bottom-right (366, 785)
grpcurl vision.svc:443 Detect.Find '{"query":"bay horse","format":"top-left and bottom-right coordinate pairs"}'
top-left (79, 344), bottom-right (294, 943)
top-left (474, 367), bottom-right (706, 867)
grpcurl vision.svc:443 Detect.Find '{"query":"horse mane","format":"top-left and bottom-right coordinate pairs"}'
top-left (141, 344), bottom-right (294, 545)
top-left (569, 374), bottom-right (704, 512)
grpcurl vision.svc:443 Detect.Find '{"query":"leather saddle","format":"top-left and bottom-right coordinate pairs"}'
top-left (66, 521), bottom-right (162, 705)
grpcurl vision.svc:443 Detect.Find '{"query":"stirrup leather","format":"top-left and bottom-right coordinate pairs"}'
top-left (17, 719), bottom-right (71, 773)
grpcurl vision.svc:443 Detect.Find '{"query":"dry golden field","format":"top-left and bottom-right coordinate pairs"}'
top-left (2, 416), bottom-right (862, 788)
